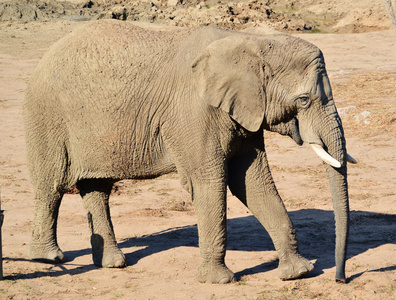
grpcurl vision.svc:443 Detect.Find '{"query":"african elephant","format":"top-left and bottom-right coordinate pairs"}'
top-left (24, 20), bottom-right (355, 284)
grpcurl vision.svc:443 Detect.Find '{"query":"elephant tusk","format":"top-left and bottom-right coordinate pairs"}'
top-left (310, 144), bottom-right (342, 168)
top-left (346, 153), bottom-right (358, 164)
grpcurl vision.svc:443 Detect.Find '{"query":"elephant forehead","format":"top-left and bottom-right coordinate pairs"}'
top-left (277, 55), bottom-right (325, 90)
top-left (303, 65), bottom-right (332, 97)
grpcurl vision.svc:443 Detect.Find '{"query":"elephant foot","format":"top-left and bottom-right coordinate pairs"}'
top-left (196, 263), bottom-right (235, 284)
top-left (278, 252), bottom-right (314, 280)
top-left (92, 246), bottom-right (127, 268)
top-left (29, 243), bottom-right (65, 263)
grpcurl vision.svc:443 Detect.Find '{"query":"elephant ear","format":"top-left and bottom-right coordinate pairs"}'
top-left (192, 36), bottom-right (265, 132)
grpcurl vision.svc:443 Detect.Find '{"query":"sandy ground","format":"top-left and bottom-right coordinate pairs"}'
top-left (0, 7), bottom-right (395, 300)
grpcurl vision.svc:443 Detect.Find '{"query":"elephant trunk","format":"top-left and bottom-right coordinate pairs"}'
top-left (319, 110), bottom-right (350, 283)
top-left (325, 162), bottom-right (349, 283)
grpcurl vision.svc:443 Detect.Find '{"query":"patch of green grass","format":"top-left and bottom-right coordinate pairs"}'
top-left (99, 289), bottom-right (111, 296)
top-left (164, 198), bottom-right (192, 211)
top-left (87, 278), bottom-right (97, 284)
top-left (308, 28), bottom-right (321, 33)
top-left (124, 282), bottom-right (138, 293)
top-left (156, 191), bottom-right (170, 196)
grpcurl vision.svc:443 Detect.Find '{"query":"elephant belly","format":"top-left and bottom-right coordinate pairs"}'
top-left (68, 128), bottom-right (177, 181)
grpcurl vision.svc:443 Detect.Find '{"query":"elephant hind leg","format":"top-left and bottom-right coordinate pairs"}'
top-left (26, 117), bottom-right (71, 263)
top-left (29, 188), bottom-right (65, 263)
top-left (77, 179), bottom-right (126, 268)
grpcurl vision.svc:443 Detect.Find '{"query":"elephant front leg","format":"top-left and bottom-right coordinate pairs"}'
top-left (228, 149), bottom-right (314, 280)
top-left (192, 180), bottom-right (235, 284)
top-left (258, 196), bottom-right (314, 280)
top-left (77, 179), bottom-right (126, 268)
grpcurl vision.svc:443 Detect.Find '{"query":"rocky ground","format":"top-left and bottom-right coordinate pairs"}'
top-left (0, 0), bottom-right (393, 32)
top-left (0, 0), bottom-right (395, 299)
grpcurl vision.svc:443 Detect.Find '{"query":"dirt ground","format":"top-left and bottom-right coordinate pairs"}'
top-left (0, 0), bottom-right (395, 299)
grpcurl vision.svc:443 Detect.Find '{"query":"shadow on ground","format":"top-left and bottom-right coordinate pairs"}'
top-left (4, 209), bottom-right (395, 281)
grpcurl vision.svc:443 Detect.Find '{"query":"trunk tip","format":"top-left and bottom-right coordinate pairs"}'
top-left (347, 153), bottom-right (357, 164)
top-left (335, 271), bottom-right (347, 283)
top-left (335, 277), bottom-right (347, 284)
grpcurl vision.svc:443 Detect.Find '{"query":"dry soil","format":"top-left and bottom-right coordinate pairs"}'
top-left (0, 0), bottom-right (395, 299)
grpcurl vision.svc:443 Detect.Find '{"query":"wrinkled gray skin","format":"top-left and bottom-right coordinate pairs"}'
top-left (24, 20), bottom-right (350, 283)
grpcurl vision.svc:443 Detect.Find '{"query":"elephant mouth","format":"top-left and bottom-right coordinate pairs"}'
top-left (265, 117), bottom-right (357, 167)
top-left (292, 116), bottom-right (357, 168)
top-left (290, 122), bottom-right (303, 146)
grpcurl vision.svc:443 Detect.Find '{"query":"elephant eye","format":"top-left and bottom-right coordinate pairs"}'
top-left (297, 96), bottom-right (311, 109)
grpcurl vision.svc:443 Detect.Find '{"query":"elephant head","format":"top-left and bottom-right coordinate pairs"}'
top-left (192, 34), bottom-right (356, 282)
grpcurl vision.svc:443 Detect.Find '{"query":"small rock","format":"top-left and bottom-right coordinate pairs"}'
top-left (111, 6), bottom-right (127, 20)
top-left (167, 0), bottom-right (181, 7)
top-left (82, 0), bottom-right (94, 9)
top-left (353, 110), bottom-right (371, 124)
top-left (337, 106), bottom-right (356, 118)
top-left (196, 2), bottom-right (206, 9)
